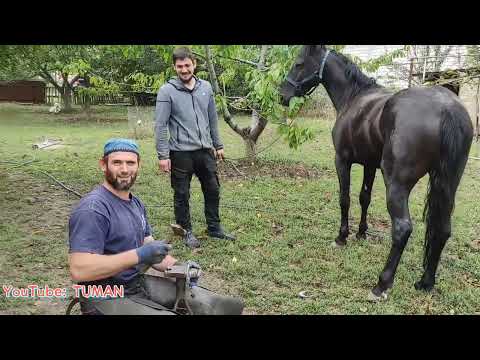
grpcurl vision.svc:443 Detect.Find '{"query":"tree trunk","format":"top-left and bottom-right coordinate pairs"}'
top-left (81, 76), bottom-right (92, 119)
top-left (60, 73), bottom-right (73, 112)
top-left (82, 95), bottom-right (91, 119)
top-left (243, 46), bottom-right (270, 160)
top-left (61, 88), bottom-right (73, 112)
top-left (249, 109), bottom-right (268, 142)
top-left (258, 45), bottom-right (269, 70)
top-left (244, 137), bottom-right (257, 162)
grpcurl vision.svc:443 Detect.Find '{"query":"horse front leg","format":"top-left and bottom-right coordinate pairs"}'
top-left (334, 155), bottom-right (352, 247)
top-left (356, 166), bottom-right (376, 240)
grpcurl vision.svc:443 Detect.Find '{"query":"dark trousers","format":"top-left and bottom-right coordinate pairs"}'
top-left (170, 149), bottom-right (221, 232)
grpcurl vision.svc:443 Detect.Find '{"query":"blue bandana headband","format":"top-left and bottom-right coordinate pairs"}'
top-left (103, 138), bottom-right (139, 157)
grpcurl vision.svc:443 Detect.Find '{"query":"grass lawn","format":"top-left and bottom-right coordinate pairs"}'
top-left (1, 103), bottom-right (479, 315)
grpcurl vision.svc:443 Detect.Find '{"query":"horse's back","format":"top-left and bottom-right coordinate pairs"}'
top-left (382, 86), bottom-right (471, 143)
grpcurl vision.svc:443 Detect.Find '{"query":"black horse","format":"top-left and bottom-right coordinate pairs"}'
top-left (280, 45), bottom-right (473, 300)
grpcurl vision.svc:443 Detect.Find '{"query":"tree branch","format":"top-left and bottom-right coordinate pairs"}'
top-left (39, 68), bottom-right (62, 93)
top-left (249, 45), bottom-right (270, 142)
top-left (194, 49), bottom-right (268, 69)
top-left (249, 111), bottom-right (268, 142)
top-left (68, 74), bottom-right (81, 89)
top-left (258, 45), bottom-right (269, 70)
top-left (203, 45), bottom-right (245, 138)
top-left (217, 55), bottom-right (263, 68)
top-left (204, 46), bottom-right (221, 94)
top-left (61, 72), bottom-right (69, 91)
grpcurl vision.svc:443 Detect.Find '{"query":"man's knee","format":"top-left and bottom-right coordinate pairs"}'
top-left (143, 275), bottom-right (177, 309)
top-left (172, 177), bottom-right (191, 198)
top-left (202, 172), bottom-right (220, 195)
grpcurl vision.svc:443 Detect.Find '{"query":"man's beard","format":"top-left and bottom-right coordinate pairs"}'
top-left (179, 73), bottom-right (193, 83)
top-left (105, 167), bottom-right (137, 191)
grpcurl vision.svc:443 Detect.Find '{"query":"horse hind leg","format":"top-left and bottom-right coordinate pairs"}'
top-left (356, 166), bottom-right (376, 240)
top-left (414, 168), bottom-right (460, 291)
top-left (370, 180), bottom-right (414, 301)
top-left (416, 103), bottom-right (473, 291)
top-left (414, 218), bottom-right (451, 292)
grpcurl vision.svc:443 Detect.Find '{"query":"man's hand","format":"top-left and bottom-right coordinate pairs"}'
top-left (152, 255), bottom-right (178, 272)
top-left (215, 149), bottom-right (225, 161)
top-left (136, 240), bottom-right (172, 266)
top-left (159, 159), bottom-right (171, 173)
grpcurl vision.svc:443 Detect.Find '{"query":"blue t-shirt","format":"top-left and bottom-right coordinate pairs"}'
top-left (68, 185), bottom-right (152, 284)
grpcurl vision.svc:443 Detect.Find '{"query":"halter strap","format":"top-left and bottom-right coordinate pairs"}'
top-left (286, 49), bottom-right (331, 95)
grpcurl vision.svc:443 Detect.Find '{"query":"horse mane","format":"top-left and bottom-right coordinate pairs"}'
top-left (330, 50), bottom-right (382, 97)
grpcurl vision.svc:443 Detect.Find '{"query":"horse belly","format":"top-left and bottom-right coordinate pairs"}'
top-left (351, 122), bottom-right (384, 167)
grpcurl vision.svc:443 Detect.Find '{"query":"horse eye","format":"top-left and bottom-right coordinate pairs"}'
top-left (295, 62), bottom-right (304, 68)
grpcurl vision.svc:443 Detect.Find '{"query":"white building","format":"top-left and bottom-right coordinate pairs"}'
top-left (343, 45), bottom-right (479, 130)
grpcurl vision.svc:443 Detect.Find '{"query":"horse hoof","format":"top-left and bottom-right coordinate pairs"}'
top-left (356, 232), bottom-right (366, 240)
top-left (331, 241), bottom-right (346, 249)
top-left (367, 290), bottom-right (388, 302)
top-left (414, 280), bottom-right (434, 292)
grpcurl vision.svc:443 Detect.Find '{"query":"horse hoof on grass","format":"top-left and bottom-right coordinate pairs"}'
top-left (331, 241), bottom-right (346, 249)
top-left (367, 290), bottom-right (388, 302)
top-left (356, 232), bottom-right (366, 240)
top-left (414, 280), bottom-right (434, 292)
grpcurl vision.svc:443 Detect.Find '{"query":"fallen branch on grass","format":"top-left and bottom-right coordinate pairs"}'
top-left (224, 159), bottom-right (246, 177)
top-left (36, 170), bottom-right (83, 198)
top-left (6, 159), bottom-right (39, 170)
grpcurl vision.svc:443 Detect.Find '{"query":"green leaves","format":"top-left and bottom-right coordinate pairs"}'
top-left (245, 59), bottom-right (295, 122)
top-left (80, 77), bottom-right (120, 96)
top-left (278, 122), bottom-right (315, 150)
top-left (63, 59), bottom-right (91, 77)
top-left (359, 46), bottom-right (410, 73)
top-left (125, 72), bottom-right (165, 93)
top-left (204, 45), bottom-right (315, 150)
top-left (287, 96), bottom-right (305, 117)
top-left (214, 94), bottom-right (229, 114)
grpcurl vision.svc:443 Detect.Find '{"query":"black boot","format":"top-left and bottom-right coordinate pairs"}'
top-left (184, 230), bottom-right (200, 249)
top-left (208, 226), bottom-right (236, 241)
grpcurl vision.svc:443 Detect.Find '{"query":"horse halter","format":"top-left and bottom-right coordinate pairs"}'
top-left (286, 49), bottom-right (331, 96)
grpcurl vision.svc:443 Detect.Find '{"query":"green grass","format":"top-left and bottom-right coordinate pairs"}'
top-left (1, 103), bottom-right (480, 315)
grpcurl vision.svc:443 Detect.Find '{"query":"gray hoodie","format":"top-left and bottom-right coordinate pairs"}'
top-left (154, 76), bottom-right (223, 160)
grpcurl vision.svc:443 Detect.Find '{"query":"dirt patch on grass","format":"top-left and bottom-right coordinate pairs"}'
top-left (218, 159), bottom-right (331, 181)
top-left (369, 218), bottom-right (390, 231)
top-left (1, 169), bottom-right (77, 315)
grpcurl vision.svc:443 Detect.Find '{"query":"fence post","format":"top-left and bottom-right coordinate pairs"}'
top-left (408, 58), bottom-right (414, 88)
top-left (422, 56), bottom-right (428, 83)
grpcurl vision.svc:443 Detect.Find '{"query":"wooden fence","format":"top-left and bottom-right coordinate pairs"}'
top-left (45, 86), bottom-right (127, 105)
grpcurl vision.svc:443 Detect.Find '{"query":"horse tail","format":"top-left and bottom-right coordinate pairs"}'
top-left (422, 106), bottom-right (473, 269)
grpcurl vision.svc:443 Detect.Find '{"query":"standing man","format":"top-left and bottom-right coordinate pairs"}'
top-left (155, 46), bottom-right (235, 249)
